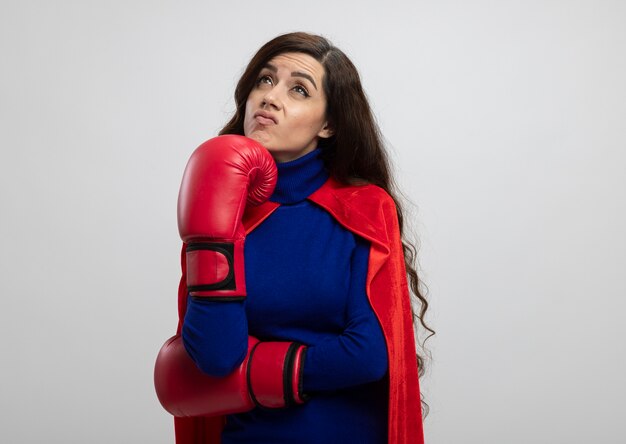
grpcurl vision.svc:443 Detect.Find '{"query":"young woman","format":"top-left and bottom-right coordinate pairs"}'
top-left (156, 32), bottom-right (433, 444)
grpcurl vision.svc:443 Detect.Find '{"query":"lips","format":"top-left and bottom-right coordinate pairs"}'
top-left (254, 111), bottom-right (277, 125)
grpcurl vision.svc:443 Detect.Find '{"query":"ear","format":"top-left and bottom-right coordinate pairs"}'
top-left (317, 121), bottom-right (334, 139)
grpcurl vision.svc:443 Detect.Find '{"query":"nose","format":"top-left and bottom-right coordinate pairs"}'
top-left (261, 88), bottom-right (282, 110)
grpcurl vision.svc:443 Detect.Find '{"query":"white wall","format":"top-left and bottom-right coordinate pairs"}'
top-left (1, 1), bottom-right (624, 443)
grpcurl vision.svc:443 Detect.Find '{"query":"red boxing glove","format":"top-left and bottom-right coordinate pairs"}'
top-left (247, 341), bottom-right (308, 408)
top-left (177, 135), bottom-right (277, 300)
top-left (154, 336), bottom-right (307, 417)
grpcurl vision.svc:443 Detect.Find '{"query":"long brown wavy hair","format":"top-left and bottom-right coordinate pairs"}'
top-left (219, 32), bottom-right (435, 416)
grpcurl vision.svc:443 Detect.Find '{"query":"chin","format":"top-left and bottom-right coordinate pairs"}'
top-left (245, 131), bottom-right (272, 147)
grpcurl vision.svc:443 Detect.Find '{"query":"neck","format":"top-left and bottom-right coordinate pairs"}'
top-left (270, 148), bottom-right (328, 204)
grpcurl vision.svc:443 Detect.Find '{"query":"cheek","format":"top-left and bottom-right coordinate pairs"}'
top-left (244, 99), bottom-right (253, 120)
top-left (291, 102), bottom-right (321, 122)
top-left (243, 101), bottom-right (254, 134)
top-left (295, 108), bottom-right (326, 132)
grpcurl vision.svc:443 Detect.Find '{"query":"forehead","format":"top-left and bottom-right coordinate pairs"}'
top-left (264, 52), bottom-right (325, 82)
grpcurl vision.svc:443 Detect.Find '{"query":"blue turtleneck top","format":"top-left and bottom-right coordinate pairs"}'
top-left (182, 148), bottom-right (388, 443)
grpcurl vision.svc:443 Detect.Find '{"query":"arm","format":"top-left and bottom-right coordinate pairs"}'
top-left (303, 236), bottom-right (389, 392)
top-left (176, 135), bottom-right (276, 376)
top-left (156, 136), bottom-right (306, 418)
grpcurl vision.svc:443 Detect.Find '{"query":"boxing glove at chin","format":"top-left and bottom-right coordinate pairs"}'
top-left (154, 335), bottom-right (307, 418)
top-left (177, 135), bottom-right (277, 300)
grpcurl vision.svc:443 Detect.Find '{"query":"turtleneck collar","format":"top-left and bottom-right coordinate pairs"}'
top-left (269, 148), bottom-right (329, 204)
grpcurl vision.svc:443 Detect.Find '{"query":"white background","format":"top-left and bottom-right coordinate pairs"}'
top-left (1, 1), bottom-right (625, 443)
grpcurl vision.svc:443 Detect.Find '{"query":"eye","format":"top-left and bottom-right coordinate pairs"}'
top-left (257, 74), bottom-right (273, 86)
top-left (292, 84), bottom-right (309, 97)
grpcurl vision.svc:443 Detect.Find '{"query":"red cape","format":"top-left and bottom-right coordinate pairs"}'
top-left (173, 177), bottom-right (424, 444)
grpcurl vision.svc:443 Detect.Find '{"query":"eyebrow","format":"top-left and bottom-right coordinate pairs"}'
top-left (264, 63), bottom-right (318, 90)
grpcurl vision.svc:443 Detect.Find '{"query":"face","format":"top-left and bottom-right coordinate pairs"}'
top-left (243, 52), bottom-right (333, 163)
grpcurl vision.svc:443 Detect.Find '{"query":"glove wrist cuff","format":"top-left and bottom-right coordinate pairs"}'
top-left (185, 238), bottom-right (246, 300)
top-left (247, 341), bottom-right (308, 409)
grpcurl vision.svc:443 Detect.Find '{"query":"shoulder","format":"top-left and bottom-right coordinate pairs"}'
top-left (308, 178), bottom-right (399, 247)
top-left (313, 177), bottom-right (395, 209)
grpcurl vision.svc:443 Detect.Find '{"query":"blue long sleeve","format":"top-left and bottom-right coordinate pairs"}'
top-left (181, 298), bottom-right (247, 377)
top-left (180, 148), bottom-right (389, 443)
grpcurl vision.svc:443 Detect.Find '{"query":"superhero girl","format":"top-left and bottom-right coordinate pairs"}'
top-left (156, 32), bottom-right (433, 444)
